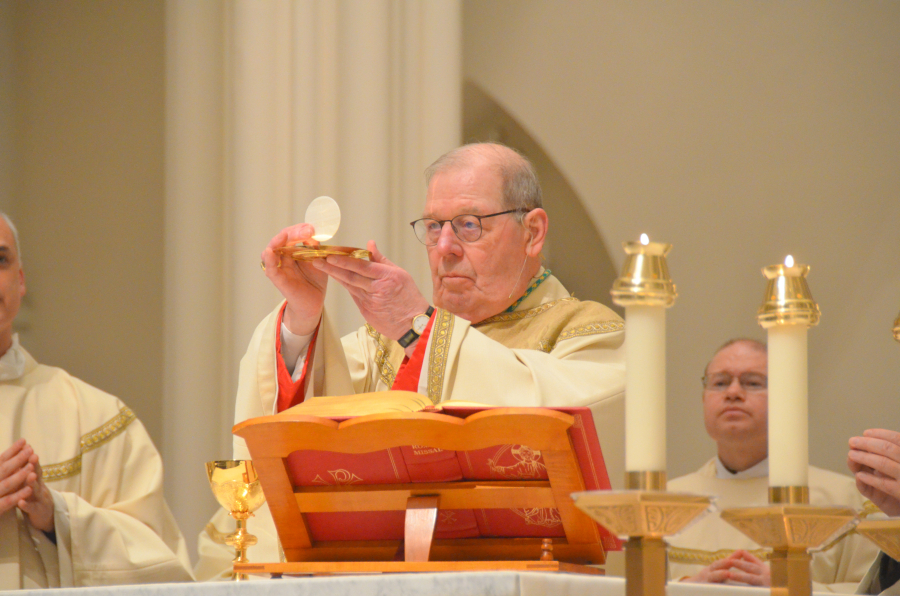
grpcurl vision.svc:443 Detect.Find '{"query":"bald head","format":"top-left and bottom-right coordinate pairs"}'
top-left (704, 338), bottom-right (767, 379)
top-left (425, 143), bottom-right (542, 221)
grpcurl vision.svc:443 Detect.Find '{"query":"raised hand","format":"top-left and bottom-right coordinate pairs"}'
top-left (312, 241), bottom-right (430, 346)
top-left (848, 428), bottom-right (900, 516)
top-left (260, 224), bottom-right (328, 336)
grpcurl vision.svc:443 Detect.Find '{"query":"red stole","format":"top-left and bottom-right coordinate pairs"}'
top-left (275, 310), bottom-right (435, 412)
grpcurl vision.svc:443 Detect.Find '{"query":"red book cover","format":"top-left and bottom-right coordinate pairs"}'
top-left (286, 448), bottom-right (410, 541)
top-left (282, 405), bottom-right (619, 551)
top-left (444, 406), bottom-right (620, 551)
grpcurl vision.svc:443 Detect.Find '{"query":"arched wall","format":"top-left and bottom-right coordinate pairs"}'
top-left (464, 1), bottom-right (900, 480)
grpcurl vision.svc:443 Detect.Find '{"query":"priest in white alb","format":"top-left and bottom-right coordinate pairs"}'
top-left (0, 214), bottom-right (193, 589)
top-left (195, 143), bottom-right (626, 579)
top-left (667, 339), bottom-right (878, 592)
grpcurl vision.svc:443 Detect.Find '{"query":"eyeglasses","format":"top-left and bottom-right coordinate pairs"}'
top-left (410, 209), bottom-right (524, 246)
top-left (701, 372), bottom-right (768, 393)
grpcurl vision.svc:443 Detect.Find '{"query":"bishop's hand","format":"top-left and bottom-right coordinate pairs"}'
top-left (261, 223), bottom-right (329, 336)
top-left (313, 241), bottom-right (430, 350)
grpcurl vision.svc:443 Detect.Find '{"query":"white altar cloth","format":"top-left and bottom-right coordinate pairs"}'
top-left (7, 571), bottom-right (838, 596)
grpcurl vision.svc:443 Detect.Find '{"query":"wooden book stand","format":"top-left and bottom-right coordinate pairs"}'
top-left (232, 407), bottom-right (607, 576)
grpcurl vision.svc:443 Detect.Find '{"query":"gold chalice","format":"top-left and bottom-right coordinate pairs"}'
top-left (205, 460), bottom-right (266, 580)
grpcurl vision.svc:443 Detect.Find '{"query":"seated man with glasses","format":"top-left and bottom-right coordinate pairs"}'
top-left (666, 338), bottom-right (878, 592)
top-left (195, 142), bottom-right (626, 579)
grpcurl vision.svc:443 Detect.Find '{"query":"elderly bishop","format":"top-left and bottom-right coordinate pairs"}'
top-left (195, 142), bottom-right (626, 578)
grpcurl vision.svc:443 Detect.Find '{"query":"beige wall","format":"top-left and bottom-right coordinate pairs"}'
top-left (3, 0), bottom-right (899, 567)
top-left (464, 1), bottom-right (900, 479)
top-left (7, 0), bottom-right (166, 441)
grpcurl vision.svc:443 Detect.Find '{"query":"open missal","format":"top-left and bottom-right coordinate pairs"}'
top-left (281, 391), bottom-right (619, 551)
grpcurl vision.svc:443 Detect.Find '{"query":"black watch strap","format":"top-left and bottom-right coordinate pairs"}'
top-left (397, 306), bottom-right (435, 348)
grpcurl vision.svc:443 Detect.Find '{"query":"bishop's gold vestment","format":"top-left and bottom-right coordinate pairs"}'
top-left (0, 343), bottom-right (193, 590)
top-left (667, 458), bottom-right (879, 593)
top-left (195, 273), bottom-right (626, 580)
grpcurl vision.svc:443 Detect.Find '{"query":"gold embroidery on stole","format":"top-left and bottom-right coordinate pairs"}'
top-left (366, 324), bottom-right (397, 388)
top-left (426, 309), bottom-right (453, 404)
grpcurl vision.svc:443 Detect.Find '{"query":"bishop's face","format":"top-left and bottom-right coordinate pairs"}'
top-left (0, 218), bottom-right (25, 355)
top-left (424, 162), bottom-right (531, 323)
top-left (702, 341), bottom-right (769, 451)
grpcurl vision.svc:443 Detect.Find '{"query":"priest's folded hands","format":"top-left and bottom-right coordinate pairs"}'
top-left (683, 550), bottom-right (771, 587)
top-left (0, 439), bottom-right (54, 534)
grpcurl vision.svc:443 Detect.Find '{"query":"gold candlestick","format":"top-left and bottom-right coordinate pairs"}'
top-left (757, 259), bottom-right (820, 499)
top-left (720, 505), bottom-right (857, 596)
top-left (206, 460), bottom-right (266, 581)
top-left (609, 238), bottom-right (677, 307)
top-left (610, 237), bottom-right (677, 476)
top-left (592, 237), bottom-right (710, 596)
top-left (856, 518), bottom-right (900, 561)
top-left (573, 491), bottom-right (711, 596)
top-left (721, 258), bottom-right (857, 596)
top-left (757, 261), bottom-right (820, 329)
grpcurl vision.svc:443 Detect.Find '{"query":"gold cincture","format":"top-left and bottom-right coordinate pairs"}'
top-left (206, 460), bottom-right (266, 581)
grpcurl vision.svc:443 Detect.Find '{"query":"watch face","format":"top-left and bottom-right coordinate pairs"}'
top-left (412, 314), bottom-right (429, 334)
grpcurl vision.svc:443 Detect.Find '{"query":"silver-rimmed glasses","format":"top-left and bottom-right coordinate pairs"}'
top-left (410, 209), bottom-right (525, 246)
top-left (701, 372), bottom-right (768, 393)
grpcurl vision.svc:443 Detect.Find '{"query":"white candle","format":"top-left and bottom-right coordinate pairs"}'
top-left (767, 323), bottom-right (809, 487)
top-left (758, 254), bottom-right (819, 490)
top-left (625, 304), bottom-right (667, 472)
top-left (611, 234), bottom-right (676, 477)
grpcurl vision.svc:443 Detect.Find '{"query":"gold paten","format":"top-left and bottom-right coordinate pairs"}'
top-left (720, 504), bottom-right (857, 596)
top-left (274, 243), bottom-right (372, 262)
top-left (625, 471), bottom-right (667, 491)
top-left (609, 241), bottom-right (677, 307)
top-left (206, 460), bottom-right (266, 581)
top-left (573, 490), bottom-right (711, 596)
top-left (856, 518), bottom-right (900, 561)
top-left (769, 485), bottom-right (810, 505)
top-left (757, 263), bottom-right (820, 328)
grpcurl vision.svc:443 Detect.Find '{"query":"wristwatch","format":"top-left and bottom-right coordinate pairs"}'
top-left (398, 306), bottom-right (435, 348)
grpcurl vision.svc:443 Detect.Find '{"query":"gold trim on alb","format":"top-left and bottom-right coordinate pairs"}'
top-left (42, 406), bottom-right (137, 482)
